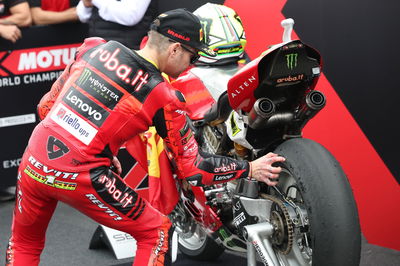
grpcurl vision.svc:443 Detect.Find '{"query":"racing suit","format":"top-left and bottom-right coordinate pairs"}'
top-left (6, 37), bottom-right (250, 266)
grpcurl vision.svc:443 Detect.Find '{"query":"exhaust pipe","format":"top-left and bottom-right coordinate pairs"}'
top-left (296, 90), bottom-right (326, 121)
top-left (248, 98), bottom-right (275, 129)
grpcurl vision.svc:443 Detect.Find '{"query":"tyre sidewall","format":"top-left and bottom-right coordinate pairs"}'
top-left (274, 138), bottom-right (361, 266)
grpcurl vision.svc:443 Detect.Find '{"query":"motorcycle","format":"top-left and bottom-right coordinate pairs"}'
top-left (164, 18), bottom-right (361, 266)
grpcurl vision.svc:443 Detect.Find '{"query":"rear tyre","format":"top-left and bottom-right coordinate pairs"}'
top-left (273, 138), bottom-right (361, 266)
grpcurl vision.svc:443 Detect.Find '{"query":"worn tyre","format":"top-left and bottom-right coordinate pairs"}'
top-left (274, 138), bottom-right (361, 266)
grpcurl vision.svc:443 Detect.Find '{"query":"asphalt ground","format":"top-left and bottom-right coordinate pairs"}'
top-left (0, 200), bottom-right (399, 266)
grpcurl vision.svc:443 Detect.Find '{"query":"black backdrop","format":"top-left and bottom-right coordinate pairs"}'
top-left (282, 0), bottom-right (400, 183)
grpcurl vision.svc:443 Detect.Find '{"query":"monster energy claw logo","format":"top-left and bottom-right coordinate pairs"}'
top-left (78, 68), bottom-right (91, 84)
top-left (286, 53), bottom-right (298, 70)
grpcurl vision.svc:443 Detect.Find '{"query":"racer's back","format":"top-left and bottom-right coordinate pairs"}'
top-left (29, 39), bottom-right (175, 172)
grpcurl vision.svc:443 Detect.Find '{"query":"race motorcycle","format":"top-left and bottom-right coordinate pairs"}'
top-left (165, 19), bottom-right (361, 266)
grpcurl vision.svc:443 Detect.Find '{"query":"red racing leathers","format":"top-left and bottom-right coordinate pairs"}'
top-left (6, 37), bottom-right (250, 266)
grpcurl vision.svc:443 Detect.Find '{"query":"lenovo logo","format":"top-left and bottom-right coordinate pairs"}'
top-left (63, 87), bottom-right (109, 127)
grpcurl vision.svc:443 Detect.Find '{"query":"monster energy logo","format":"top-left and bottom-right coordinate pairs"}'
top-left (77, 68), bottom-right (91, 84)
top-left (285, 53), bottom-right (298, 70)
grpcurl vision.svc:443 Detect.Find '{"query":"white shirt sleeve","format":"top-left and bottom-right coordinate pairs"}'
top-left (92, 0), bottom-right (152, 26)
top-left (76, 1), bottom-right (93, 23)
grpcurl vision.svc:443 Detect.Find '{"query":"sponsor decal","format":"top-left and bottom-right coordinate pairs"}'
top-left (213, 173), bottom-right (235, 181)
top-left (24, 165), bottom-right (77, 190)
top-left (0, 71), bottom-right (64, 88)
top-left (183, 142), bottom-right (198, 155)
top-left (285, 53), bottom-right (298, 70)
top-left (76, 68), bottom-right (123, 109)
top-left (179, 121), bottom-right (190, 137)
top-left (214, 163), bottom-right (237, 173)
top-left (188, 180), bottom-right (198, 186)
top-left (181, 131), bottom-right (193, 145)
top-left (0, 113), bottom-right (36, 128)
top-left (47, 136), bottom-right (69, 160)
top-left (233, 212), bottom-right (246, 227)
top-left (218, 228), bottom-right (237, 248)
top-left (27, 155), bottom-right (78, 179)
top-left (153, 230), bottom-right (165, 256)
top-left (2, 158), bottom-right (21, 169)
top-left (63, 87), bottom-right (109, 127)
top-left (252, 240), bottom-right (269, 266)
top-left (98, 175), bottom-right (135, 208)
top-left (277, 74), bottom-right (304, 83)
top-left (0, 44), bottom-right (78, 76)
top-left (215, 44), bottom-right (243, 55)
top-left (233, 200), bottom-right (242, 212)
top-left (16, 178), bottom-right (22, 213)
top-left (113, 233), bottom-right (135, 242)
top-left (86, 194), bottom-right (122, 221)
top-left (50, 103), bottom-right (98, 145)
top-left (167, 29), bottom-right (190, 41)
top-left (88, 47), bottom-right (149, 91)
top-left (230, 114), bottom-right (241, 136)
top-left (71, 158), bottom-right (91, 166)
top-left (175, 109), bottom-right (185, 115)
top-left (230, 75), bottom-right (256, 98)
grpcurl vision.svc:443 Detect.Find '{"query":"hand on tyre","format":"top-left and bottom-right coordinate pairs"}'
top-left (249, 152), bottom-right (285, 186)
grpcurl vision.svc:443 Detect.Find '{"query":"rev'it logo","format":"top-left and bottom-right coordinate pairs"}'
top-left (0, 44), bottom-right (79, 76)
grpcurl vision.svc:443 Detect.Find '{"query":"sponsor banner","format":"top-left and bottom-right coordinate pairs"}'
top-left (0, 44), bottom-right (78, 76)
top-left (50, 103), bottom-right (98, 145)
top-left (99, 225), bottom-right (137, 259)
top-left (0, 71), bottom-right (64, 88)
top-left (2, 158), bottom-right (22, 169)
top-left (0, 114), bottom-right (36, 128)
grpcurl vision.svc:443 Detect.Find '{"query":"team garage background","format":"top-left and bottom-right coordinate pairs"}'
top-left (0, 0), bottom-right (398, 253)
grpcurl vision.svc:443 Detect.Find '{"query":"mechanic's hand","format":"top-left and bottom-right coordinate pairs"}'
top-left (0, 25), bottom-right (21, 43)
top-left (249, 152), bottom-right (285, 186)
top-left (111, 156), bottom-right (122, 175)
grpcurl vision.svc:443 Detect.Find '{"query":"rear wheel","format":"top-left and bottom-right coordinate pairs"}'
top-left (270, 138), bottom-right (361, 266)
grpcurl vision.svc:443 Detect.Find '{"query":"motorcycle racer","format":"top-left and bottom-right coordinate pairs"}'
top-left (6, 8), bottom-right (285, 266)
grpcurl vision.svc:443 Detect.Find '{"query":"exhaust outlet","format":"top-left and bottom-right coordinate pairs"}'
top-left (248, 98), bottom-right (275, 129)
top-left (296, 90), bottom-right (326, 122)
top-left (306, 90), bottom-right (326, 110)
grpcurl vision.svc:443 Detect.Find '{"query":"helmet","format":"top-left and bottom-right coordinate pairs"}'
top-left (193, 3), bottom-right (247, 65)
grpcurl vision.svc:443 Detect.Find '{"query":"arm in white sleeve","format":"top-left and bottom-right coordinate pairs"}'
top-left (92, 0), bottom-right (152, 26)
top-left (76, 1), bottom-right (93, 23)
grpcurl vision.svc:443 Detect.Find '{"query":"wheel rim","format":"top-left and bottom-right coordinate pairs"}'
top-left (272, 168), bottom-right (313, 266)
top-left (178, 220), bottom-right (207, 251)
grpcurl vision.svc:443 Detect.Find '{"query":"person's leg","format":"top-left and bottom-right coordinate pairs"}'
top-left (67, 167), bottom-right (172, 266)
top-left (6, 162), bottom-right (58, 266)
